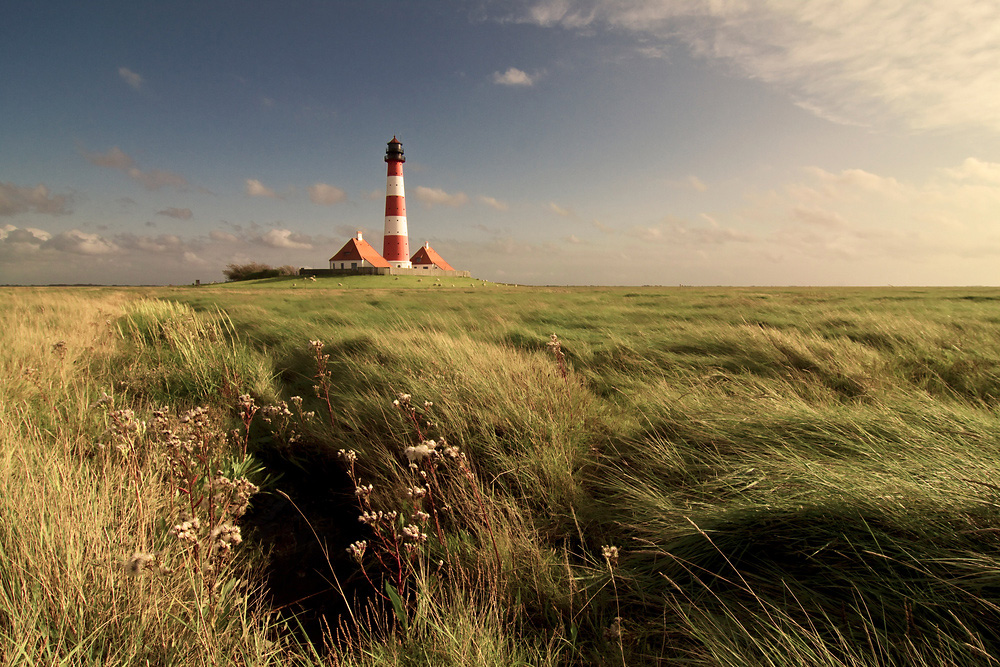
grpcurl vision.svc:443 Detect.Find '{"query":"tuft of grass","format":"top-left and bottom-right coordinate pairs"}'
top-left (113, 298), bottom-right (278, 406)
top-left (0, 288), bottom-right (296, 665)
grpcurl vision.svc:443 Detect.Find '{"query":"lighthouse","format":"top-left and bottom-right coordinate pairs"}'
top-left (382, 136), bottom-right (411, 268)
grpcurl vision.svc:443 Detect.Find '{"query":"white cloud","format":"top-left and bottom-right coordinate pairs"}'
top-left (308, 182), bottom-right (347, 205)
top-left (86, 146), bottom-right (133, 170)
top-left (547, 202), bottom-right (572, 217)
top-left (942, 158), bottom-right (1000, 185)
top-left (413, 186), bottom-right (469, 207)
top-left (792, 206), bottom-right (852, 230)
top-left (668, 175), bottom-right (708, 192)
top-left (592, 219), bottom-right (613, 234)
top-left (85, 147), bottom-right (189, 191)
top-left (0, 224), bottom-right (51, 245)
top-left (478, 195), bottom-right (509, 211)
top-left (739, 159), bottom-right (1000, 262)
top-left (116, 233), bottom-right (186, 254)
top-left (260, 228), bottom-right (312, 249)
top-left (156, 207), bottom-right (193, 220)
top-left (118, 67), bottom-right (143, 91)
top-left (44, 230), bottom-right (120, 255)
top-left (503, 0), bottom-right (1000, 132)
top-left (492, 67), bottom-right (539, 86)
top-left (210, 230), bottom-right (240, 243)
top-left (245, 179), bottom-right (279, 198)
top-left (0, 182), bottom-right (71, 216)
top-left (628, 217), bottom-right (755, 245)
top-left (183, 251), bottom-right (206, 265)
top-left (128, 167), bottom-right (188, 191)
top-left (0, 222), bottom-right (332, 285)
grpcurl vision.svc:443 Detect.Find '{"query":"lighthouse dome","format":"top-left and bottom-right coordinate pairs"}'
top-left (385, 137), bottom-right (405, 162)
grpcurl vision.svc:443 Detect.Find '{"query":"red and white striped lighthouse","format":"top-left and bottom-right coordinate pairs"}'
top-left (382, 136), bottom-right (411, 268)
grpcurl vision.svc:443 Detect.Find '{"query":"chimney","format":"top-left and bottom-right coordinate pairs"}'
top-left (356, 231), bottom-right (363, 240)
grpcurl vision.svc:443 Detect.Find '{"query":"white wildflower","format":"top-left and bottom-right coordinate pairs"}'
top-left (404, 440), bottom-right (438, 464)
top-left (347, 540), bottom-right (367, 560)
top-left (402, 524), bottom-right (427, 542)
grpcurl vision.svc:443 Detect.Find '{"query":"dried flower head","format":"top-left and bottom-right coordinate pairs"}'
top-left (604, 617), bottom-right (622, 641)
top-left (602, 545), bottom-right (620, 566)
top-left (90, 391), bottom-right (113, 410)
top-left (211, 523), bottom-right (243, 551)
top-left (171, 518), bottom-right (201, 544)
top-left (124, 552), bottom-right (156, 577)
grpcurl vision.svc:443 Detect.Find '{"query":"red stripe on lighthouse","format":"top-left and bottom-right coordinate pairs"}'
top-left (383, 234), bottom-right (407, 261)
top-left (385, 195), bottom-right (406, 217)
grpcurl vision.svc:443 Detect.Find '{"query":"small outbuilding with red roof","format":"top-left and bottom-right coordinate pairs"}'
top-left (329, 232), bottom-right (391, 270)
top-left (410, 242), bottom-right (454, 272)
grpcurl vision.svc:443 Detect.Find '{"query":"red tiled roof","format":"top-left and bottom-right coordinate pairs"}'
top-left (329, 237), bottom-right (390, 268)
top-left (410, 244), bottom-right (454, 271)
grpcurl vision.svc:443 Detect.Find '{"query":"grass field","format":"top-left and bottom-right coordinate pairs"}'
top-left (3, 278), bottom-right (1000, 665)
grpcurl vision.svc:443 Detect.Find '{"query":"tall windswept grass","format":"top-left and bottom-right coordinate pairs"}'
top-left (7, 284), bottom-right (1000, 665)
top-left (114, 298), bottom-right (278, 405)
top-left (0, 289), bottom-right (289, 665)
top-left (202, 285), bottom-right (1000, 665)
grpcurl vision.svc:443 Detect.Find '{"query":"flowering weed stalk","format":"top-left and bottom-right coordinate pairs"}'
top-left (548, 333), bottom-right (569, 381)
top-left (335, 388), bottom-right (509, 634)
top-left (310, 339), bottom-right (336, 426)
top-left (237, 393), bottom-right (259, 456)
top-left (602, 545), bottom-right (626, 667)
top-left (393, 392), bottom-right (504, 573)
top-left (151, 405), bottom-right (260, 601)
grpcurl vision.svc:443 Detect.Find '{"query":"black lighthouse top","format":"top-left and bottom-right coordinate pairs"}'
top-left (385, 136), bottom-right (405, 163)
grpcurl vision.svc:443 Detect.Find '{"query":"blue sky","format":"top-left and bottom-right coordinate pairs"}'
top-left (3, 0), bottom-right (999, 285)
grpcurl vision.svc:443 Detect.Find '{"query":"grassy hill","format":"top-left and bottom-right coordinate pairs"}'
top-left (3, 281), bottom-right (1000, 665)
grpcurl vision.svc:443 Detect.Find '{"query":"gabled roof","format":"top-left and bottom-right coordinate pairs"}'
top-left (329, 235), bottom-right (390, 267)
top-left (410, 244), bottom-right (454, 271)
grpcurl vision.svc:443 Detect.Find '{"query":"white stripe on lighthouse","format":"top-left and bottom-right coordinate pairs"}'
top-left (383, 216), bottom-right (407, 235)
top-left (386, 176), bottom-right (404, 197)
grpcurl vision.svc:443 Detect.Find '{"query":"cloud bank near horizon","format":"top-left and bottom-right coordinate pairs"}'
top-left (4, 156), bottom-right (999, 285)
